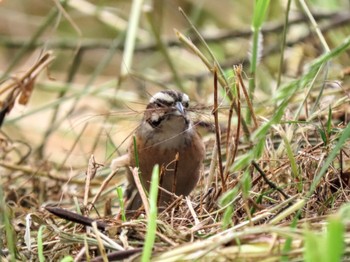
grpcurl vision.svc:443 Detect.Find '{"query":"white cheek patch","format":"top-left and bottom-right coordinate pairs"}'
top-left (182, 93), bottom-right (189, 103)
top-left (151, 112), bottom-right (159, 122)
top-left (150, 92), bottom-right (174, 104)
top-left (151, 112), bottom-right (164, 122)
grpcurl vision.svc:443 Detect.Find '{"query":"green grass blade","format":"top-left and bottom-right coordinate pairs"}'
top-left (241, 170), bottom-right (251, 199)
top-left (253, 36), bottom-right (350, 144)
top-left (141, 164), bottom-right (159, 262)
top-left (252, 0), bottom-right (271, 29)
top-left (1, 185), bottom-right (16, 262)
top-left (325, 215), bottom-right (344, 262)
top-left (117, 186), bottom-right (126, 222)
top-left (60, 256), bottom-right (74, 262)
top-left (281, 134), bottom-right (299, 180)
top-left (309, 121), bottom-right (350, 197)
top-left (38, 225), bottom-right (46, 262)
top-left (120, 0), bottom-right (144, 77)
top-left (326, 106), bottom-right (332, 136)
top-left (304, 229), bottom-right (321, 262)
top-left (249, 0), bottom-right (270, 103)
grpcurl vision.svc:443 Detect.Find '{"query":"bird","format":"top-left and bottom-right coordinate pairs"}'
top-left (111, 90), bottom-right (205, 215)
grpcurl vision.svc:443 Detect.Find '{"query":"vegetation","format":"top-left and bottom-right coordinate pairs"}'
top-left (1, 0), bottom-right (350, 261)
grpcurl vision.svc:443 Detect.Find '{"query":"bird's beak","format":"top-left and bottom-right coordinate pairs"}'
top-left (175, 101), bottom-right (185, 115)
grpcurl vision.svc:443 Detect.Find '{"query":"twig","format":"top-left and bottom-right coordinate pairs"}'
top-left (212, 66), bottom-right (226, 192)
top-left (185, 197), bottom-right (200, 228)
top-left (84, 155), bottom-right (98, 209)
top-left (227, 67), bottom-right (241, 180)
top-left (89, 249), bottom-right (143, 262)
top-left (172, 152), bottom-right (180, 197)
top-left (158, 165), bottom-right (166, 207)
top-left (252, 161), bottom-right (290, 200)
top-left (160, 195), bottom-right (183, 217)
top-left (225, 99), bottom-right (234, 156)
top-left (235, 65), bottom-right (258, 130)
top-left (91, 222), bottom-right (108, 262)
top-left (44, 206), bottom-right (107, 230)
top-left (87, 168), bottom-right (119, 212)
top-left (130, 167), bottom-right (150, 217)
top-left (175, 29), bottom-right (250, 139)
top-left (206, 139), bottom-right (218, 192)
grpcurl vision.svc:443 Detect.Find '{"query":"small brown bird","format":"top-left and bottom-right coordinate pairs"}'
top-left (112, 90), bottom-right (205, 214)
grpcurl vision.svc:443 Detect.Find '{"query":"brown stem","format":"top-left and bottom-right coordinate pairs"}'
top-left (227, 67), bottom-right (242, 182)
top-left (172, 152), bottom-right (180, 196)
top-left (236, 65), bottom-right (258, 130)
top-left (213, 66), bottom-right (226, 192)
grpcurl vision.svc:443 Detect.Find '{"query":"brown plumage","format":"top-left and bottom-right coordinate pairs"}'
top-left (112, 90), bottom-right (205, 214)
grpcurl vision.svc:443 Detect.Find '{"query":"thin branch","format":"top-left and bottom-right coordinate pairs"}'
top-left (213, 66), bottom-right (226, 192)
top-left (236, 65), bottom-right (258, 130)
top-left (252, 161), bottom-right (290, 200)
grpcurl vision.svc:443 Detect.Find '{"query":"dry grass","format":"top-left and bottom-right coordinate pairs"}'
top-left (1, 1), bottom-right (350, 261)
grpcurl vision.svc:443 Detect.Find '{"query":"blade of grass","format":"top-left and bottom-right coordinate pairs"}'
top-left (253, 36), bottom-right (350, 145)
top-left (84, 236), bottom-right (90, 261)
top-left (0, 185), bottom-right (16, 262)
top-left (142, 164), bottom-right (159, 262)
top-left (269, 199), bottom-right (306, 225)
top-left (309, 122), bottom-right (350, 197)
top-left (120, 0), bottom-right (144, 77)
top-left (299, 0), bottom-right (331, 115)
top-left (38, 225), bottom-right (46, 262)
top-left (281, 132), bottom-right (299, 181)
top-left (276, 0), bottom-right (292, 88)
top-left (24, 214), bottom-right (32, 253)
top-left (299, 0), bottom-right (330, 52)
top-left (178, 7), bottom-right (229, 92)
top-left (283, 120), bottom-right (350, 260)
top-left (248, 0), bottom-right (270, 100)
top-left (60, 256), bottom-right (74, 262)
top-left (293, 64), bottom-right (325, 121)
top-left (91, 222), bottom-right (108, 262)
top-left (175, 29), bottom-right (250, 138)
top-left (326, 106), bottom-right (332, 136)
top-left (325, 215), bottom-right (344, 262)
top-left (117, 186), bottom-right (126, 222)
top-left (304, 228), bottom-right (321, 262)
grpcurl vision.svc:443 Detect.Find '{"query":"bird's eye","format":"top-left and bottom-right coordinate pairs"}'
top-left (182, 101), bottom-right (189, 108)
top-left (155, 102), bottom-right (163, 107)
